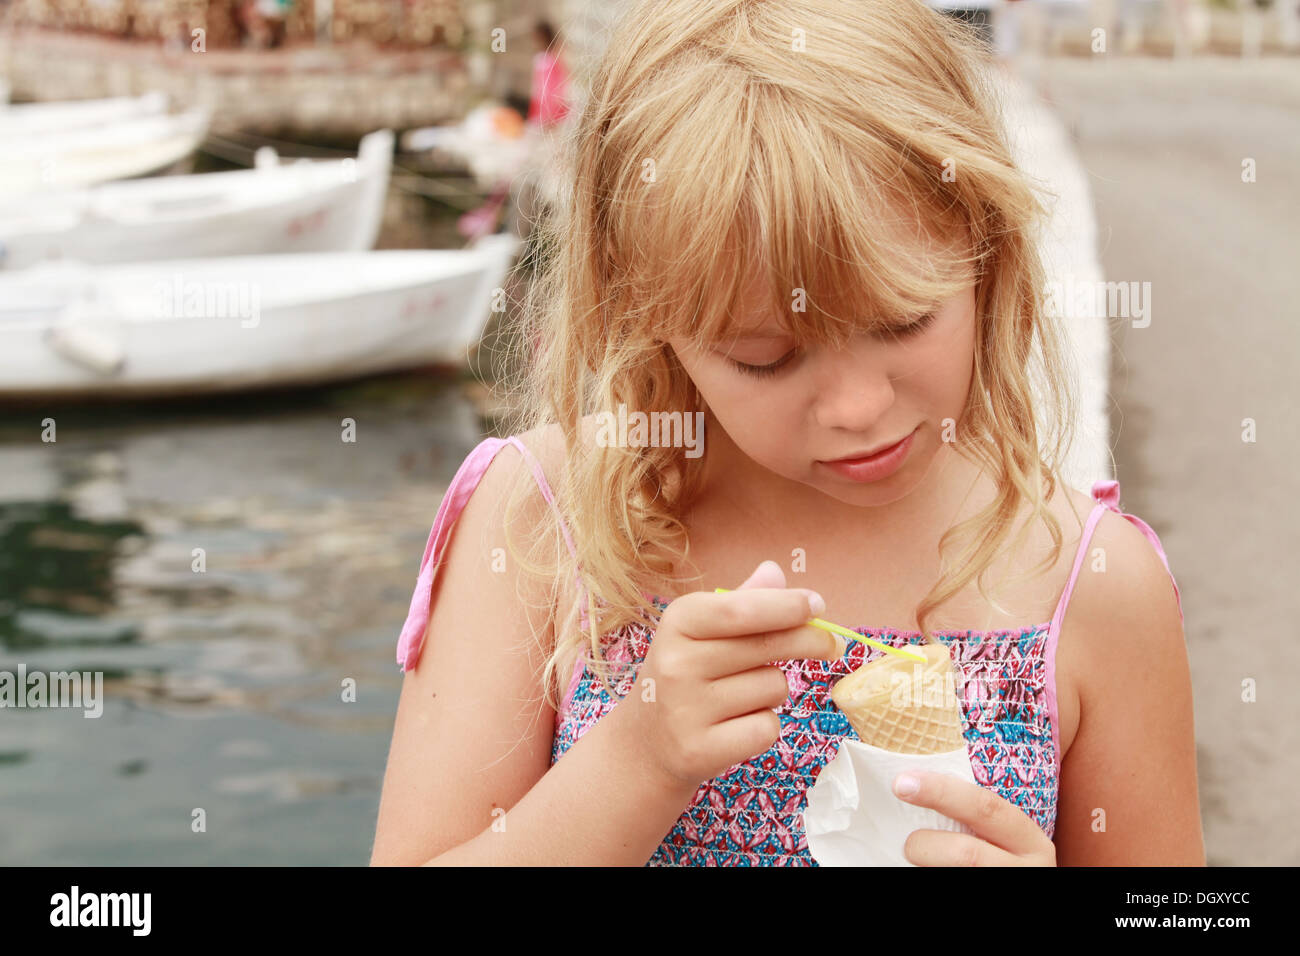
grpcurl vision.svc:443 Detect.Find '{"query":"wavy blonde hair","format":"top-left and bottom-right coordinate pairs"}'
top-left (493, 0), bottom-right (1077, 709)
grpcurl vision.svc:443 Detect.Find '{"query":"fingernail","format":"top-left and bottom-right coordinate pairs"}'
top-left (802, 590), bottom-right (826, 617)
top-left (894, 773), bottom-right (920, 797)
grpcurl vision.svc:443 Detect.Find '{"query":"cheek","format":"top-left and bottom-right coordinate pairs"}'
top-left (679, 356), bottom-right (804, 457)
top-left (701, 370), bottom-right (799, 435)
top-left (906, 316), bottom-right (976, 413)
top-left (950, 317), bottom-right (978, 400)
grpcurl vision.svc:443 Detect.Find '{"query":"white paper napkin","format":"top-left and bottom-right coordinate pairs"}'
top-left (804, 738), bottom-right (978, 866)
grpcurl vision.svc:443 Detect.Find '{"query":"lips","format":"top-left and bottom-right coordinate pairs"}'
top-left (824, 434), bottom-right (911, 463)
top-left (818, 428), bottom-right (918, 484)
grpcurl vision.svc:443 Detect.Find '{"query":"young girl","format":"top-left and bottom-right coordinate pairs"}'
top-left (371, 0), bottom-right (1203, 866)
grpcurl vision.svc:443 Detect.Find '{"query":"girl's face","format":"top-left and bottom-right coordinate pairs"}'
top-left (666, 279), bottom-right (977, 510)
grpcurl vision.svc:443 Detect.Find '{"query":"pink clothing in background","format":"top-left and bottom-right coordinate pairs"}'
top-left (529, 50), bottom-right (570, 128)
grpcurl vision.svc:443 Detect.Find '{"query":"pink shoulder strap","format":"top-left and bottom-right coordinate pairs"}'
top-left (1049, 478), bottom-right (1184, 638)
top-left (395, 435), bottom-right (585, 672)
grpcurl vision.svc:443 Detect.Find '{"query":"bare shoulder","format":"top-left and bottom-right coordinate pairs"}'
top-left (1057, 483), bottom-right (1098, 525)
top-left (1068, 503), bottom-right (1183, 645)
top-left (512, 421), bottom-right (564, 481)
top-left (462, 424), bottom-right (570, 630)
top-left (1052, 488), bottom-right (1188, 757)
top-left (513, 418), bottom-right (596, 482)
top-left (1048, 500), bottom-right (1202, 864)
top-left (1047, 481), bottom-right (1184, 680)
top-left (1041, 480), bottom-right (1098, 548)
top-left (513, 417), bottom-right (595, 661)
top-left (370, 427), bottom-right (566, 865)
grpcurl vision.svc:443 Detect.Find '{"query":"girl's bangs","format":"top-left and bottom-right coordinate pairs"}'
top-left (626, 84), bottom-right (980, 354)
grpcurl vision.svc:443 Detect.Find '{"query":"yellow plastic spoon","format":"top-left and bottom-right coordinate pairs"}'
top-left (713, 587), bottom-right (927, 662)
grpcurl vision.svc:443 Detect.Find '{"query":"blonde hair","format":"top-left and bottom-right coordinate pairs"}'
top-left (494, 0), bottom-right (1077, 708)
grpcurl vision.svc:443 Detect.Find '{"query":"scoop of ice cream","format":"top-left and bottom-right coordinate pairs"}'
top-left (830, 641), bottom-right (966, 755)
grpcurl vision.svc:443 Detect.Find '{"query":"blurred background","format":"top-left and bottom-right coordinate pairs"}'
top-left (0, 0), bottom-right (1295, 865)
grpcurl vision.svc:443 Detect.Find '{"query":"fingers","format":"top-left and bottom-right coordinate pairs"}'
top-left (694, 624), bottom-right (844, 676)
top-left (704, 708), bottom-right (784, 766)
top-left (902, 829), bottom-right (1011, 867)
top-left (666, 587), bottom-right (821, 643)
top-left (700, 665), bottom-right (791, 723)
top-left (736, 559), bottom-right (786, 591)
top-left (893, 771), bottom-right (1045, 857)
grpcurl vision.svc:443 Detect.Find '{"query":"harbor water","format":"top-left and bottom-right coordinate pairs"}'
top-left (0, 170), bottom-right (522, 864)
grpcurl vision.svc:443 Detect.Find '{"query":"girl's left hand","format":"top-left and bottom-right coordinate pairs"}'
top-left (893, 771), bottom-right (1057, 866)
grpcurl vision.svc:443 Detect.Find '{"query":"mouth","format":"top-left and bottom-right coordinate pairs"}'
top-left (821, 430), bottom-right (916, 464)
top-left (816, 427), bottom-right (919, 484)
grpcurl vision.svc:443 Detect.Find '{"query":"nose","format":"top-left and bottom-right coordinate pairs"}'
top-left (811, 343), bottom-right (896, 434)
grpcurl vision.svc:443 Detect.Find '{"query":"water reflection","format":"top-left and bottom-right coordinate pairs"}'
top-left (0, 371), bottom-right (496, 863)
top-left (1, 501), bottom-right (144, 649)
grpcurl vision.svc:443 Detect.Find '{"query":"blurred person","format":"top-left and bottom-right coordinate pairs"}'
top-left (512, 19), bottom-right (573, 256)
top-left (528, 19), bottom-right (571, 130)
top-left (256, 0), bottom-right (292, 48)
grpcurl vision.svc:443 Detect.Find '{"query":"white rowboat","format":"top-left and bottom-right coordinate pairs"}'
top-left (0, 233), bottom-right (520, 397)
top-left (0, 129), bottom-right (395, 268)
top-left (0, 92), bottom-right (168, 139)
top-left (0, 108), bottom-right (210, 196)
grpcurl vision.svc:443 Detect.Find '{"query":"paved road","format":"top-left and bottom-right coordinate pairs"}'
top-left (1034, 55), bottom-right (1300, 866)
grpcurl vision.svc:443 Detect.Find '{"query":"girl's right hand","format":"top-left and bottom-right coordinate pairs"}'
top-left (614, 560), bottom-right (845, 791)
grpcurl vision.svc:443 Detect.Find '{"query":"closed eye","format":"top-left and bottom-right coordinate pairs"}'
top-left (727, 311), bottom-right (934, 377)
top-left (882, 311), bottom-right (937, 340)
top-left (883, 310), bottom-right (935, 340)
top-left (729, 348), bottom-right (798, 378)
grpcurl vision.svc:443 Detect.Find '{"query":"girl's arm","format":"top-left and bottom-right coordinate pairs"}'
top-left (370, 431), bottom-right (699, 865)
top-left (1052, 510), bottom-right (1206, 865)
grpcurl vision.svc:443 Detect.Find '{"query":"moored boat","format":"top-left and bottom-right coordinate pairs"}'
top-left (0, 129), bottom-right (395, 267)
top-left (0, 232), bottom-right (520, 398)
top-left (0, 107), bottom-right (211, 196)
top-left (0, 92), bottom-right (169, 139)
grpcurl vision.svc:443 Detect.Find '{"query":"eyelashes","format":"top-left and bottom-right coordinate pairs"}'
top-left (891, 310), bottom-right (937, 338)
top-left (729, 349), bottom-right (797, 378)
top-left (727, 312), bottom-right (937, 378)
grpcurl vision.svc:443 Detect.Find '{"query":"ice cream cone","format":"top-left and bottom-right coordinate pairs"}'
top-left (830, 641), bottom-right (966, 755)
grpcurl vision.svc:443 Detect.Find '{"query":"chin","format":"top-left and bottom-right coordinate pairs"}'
top-left (819, 473), bottom-right (922, 508)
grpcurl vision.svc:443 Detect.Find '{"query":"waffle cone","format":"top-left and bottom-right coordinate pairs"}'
top-left (830, 641), bottom-right (966, 755)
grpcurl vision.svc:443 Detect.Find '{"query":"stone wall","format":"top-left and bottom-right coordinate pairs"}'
top-left (2, 0), bottom-right (468, 49)
top-left (0, 27), bottom-right (472, 136)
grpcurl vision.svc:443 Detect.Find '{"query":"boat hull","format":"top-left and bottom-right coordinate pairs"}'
top-left (0, 130), bottom-right (394, 266)
top-left (0, 237), bottom-right (519, 397)
top-left (0, 109), bottom-right (210, 196)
